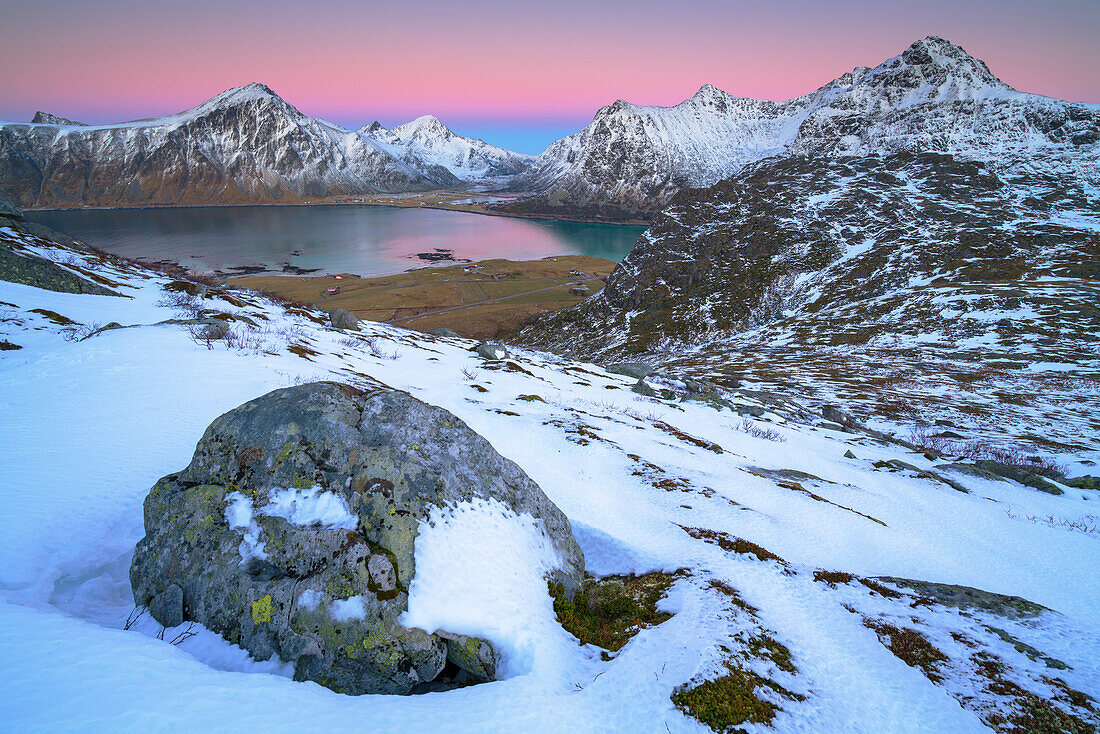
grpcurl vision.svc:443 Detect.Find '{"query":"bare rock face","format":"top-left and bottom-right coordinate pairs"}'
top-left (328, 307), bottom-right (358, 330)
top-left (130, 382), bottom-right (585, 695)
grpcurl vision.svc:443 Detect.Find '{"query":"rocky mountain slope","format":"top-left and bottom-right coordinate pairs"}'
top-left (513, 150), bottom-right (1100, 454)
top-left (505, 36), bottom-right (1100, 219)
top-left (361, 115), bottom-right (532, 182)
top-left (0, 85), bottom-right (531, 209)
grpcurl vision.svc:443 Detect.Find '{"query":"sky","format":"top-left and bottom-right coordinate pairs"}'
top-left (1, 0), bottom-right (1097, 153)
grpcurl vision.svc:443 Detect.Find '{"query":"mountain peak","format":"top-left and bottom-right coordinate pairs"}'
top-left (896, 36), bottom-right (1005, 87)
top-left (204, 82), bottom-right (284, 109)
top-left (391, 115), bottom-right (455, 141)
top-left (31, 112), bottom-right (86, 126)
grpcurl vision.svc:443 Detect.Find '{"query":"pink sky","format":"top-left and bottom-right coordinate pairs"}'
top-left (1, 0), bottom-right (1097, 151)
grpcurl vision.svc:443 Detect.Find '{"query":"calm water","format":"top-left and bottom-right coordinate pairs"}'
top-left (27, 205), bottom-right (646, 277)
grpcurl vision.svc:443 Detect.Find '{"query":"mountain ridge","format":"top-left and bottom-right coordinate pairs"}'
top-left (0, 84), bottom-right (527, 208)
top-left (503, 36), bottom-right (1100, 220)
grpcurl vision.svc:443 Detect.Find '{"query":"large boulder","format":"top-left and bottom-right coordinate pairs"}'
top-left (130, 382), bottom-right (585, 695)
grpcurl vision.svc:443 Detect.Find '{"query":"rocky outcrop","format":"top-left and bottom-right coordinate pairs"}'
top-left (130, 382), bottom-right (585, 695)
top-left (0, 227), bottom-right (120, 296)
top-left (30, 112), bottom-right (87, 126)
top-left (506, 37), bottom-right (1099, 218)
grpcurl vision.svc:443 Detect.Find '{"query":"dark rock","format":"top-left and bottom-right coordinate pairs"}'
top-left (972, 460), bottom-right (1064, 495)
top-left (475, 342), bottom-right (508, 360)
top-left (631, 379), bottom-right (659, 397)
top-left (149, 583), bottom-right (185, 628)
top-left (428, 327), bottom-right (460, 338)
top-left (822, 405), bottom-right (856, 426)
top-left (844, 450), bottom-right (857, 459)
top-left (875, 578), bottom-right (1049, 619)
top-left (0, 236), bottom-right (120, 297)
top-left (328, 307), bottom-right (358, 330)
top-left (606, 362), bottom-right (654, 379)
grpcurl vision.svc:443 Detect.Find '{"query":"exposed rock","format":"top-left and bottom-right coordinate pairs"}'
top-left (31, 112), bottom-right (87, 126)
top-left (631, 379), bottom-right (659, 397)
top-left (475, 342), bottom-right (508, 360)
top-left (973, 460), bottom-right (1064, 495)
top-left (428, 327), bottom-right (460, 338)
top-left (0, 194), bottom-right (22, 220)
top-left (197, 320), bottom-right (230, 341)
top-left (844, 450), bottom-right (857, 459)
top-left (328, 307), bottom-right (358, 330)
top-left (606, 362), bottom-right (653, 379)
top-left (130, 382), bottom-right (584, 695)
top-left (875, 578), bottom-right (1050, 619)
top-left (0, 233), bottom-right (120, 297)
top-left (822, 405), bottom-right (856, 426)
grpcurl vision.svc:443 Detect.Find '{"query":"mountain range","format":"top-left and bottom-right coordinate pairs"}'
top-left (1, 37), bottom-right (1096, 214)
top-left (503, 36), bottom-right (1100, 219)
top-left (0, 84), bottom-right (523, 208)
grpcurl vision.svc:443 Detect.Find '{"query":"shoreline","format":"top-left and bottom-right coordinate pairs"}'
top-left (23, 195), bottom-right (652, 228)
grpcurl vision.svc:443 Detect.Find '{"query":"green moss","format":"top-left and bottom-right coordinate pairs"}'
top-left (672, 663), bottom-right (804, 733)
top-left (251, 595), bottom-right (274, 624)
top-left (549, 571), bottom-right (679, 651)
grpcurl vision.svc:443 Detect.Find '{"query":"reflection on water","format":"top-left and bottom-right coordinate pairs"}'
top-left (28, 205), bottom-right (646, 277)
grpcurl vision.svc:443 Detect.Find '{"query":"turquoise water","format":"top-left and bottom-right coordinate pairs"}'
top-left (28, 205), bottom-right (645, 277)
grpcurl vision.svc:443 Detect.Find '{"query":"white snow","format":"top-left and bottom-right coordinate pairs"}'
top-left (0, 228), bottom-right (1097, 732)
top-left (401, 497), bottom-right (567, 677)
top-left (262, 485), bottom-right (358, 530)
top-left (225, 492), bottom-right (268, 561)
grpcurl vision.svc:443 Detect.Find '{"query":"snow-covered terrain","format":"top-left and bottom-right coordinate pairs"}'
top-left (1, 221), bottom-right (1097, 731)
top-left (0, 85), bottom-right (530, 208)
top-left (509, 36), bottom-right (1100, 217)
top-left (362, 116), bottom-right (533, 183)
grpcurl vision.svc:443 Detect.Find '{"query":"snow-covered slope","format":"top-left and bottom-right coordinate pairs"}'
top-left (508, 36), bottom-right (1100, 218)
top-left (0, 84), bottom-right (485, 208)
top-left (514, 151), bottom-right (1100, 459)
top-left (362, 115), bottom-right (532, 182)
top-left (1, 219), bottom-right (1098, 732)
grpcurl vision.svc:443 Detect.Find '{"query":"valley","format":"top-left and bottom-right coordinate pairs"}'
top-left (230, 254), bottom-right (616, 340)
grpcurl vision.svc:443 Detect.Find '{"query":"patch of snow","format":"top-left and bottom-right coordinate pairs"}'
top-left (261, 485), bottom-right (357, 530)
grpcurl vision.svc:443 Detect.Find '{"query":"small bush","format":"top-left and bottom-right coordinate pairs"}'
top-left (737, 418), bottom-right (785, 442)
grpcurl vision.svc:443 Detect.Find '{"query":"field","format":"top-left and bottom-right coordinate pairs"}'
top-left (229, 255), bottom-right (616, 339)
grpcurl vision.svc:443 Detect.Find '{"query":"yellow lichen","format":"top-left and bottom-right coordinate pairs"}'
top-left (251, 594), bottom-right (274, 624)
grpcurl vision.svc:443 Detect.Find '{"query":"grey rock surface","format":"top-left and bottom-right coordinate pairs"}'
top-left (130, 382), bottom-right (585, 695)
top-left (328, 307), bottom-right (358, 330)
top-left (428, 327), bottom-right (461, 338)
top-left (475, 342), bottom-right (508, 360)
top-left (606, 362), bottom-right (653, 379)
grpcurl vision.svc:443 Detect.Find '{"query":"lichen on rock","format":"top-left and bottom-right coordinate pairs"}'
top-left (130, 381), bottom-right (585, 695)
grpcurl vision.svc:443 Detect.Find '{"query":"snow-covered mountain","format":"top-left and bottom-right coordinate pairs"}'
top-left (506, 36), bottom-right (1100, 219)
top-left (361, 115), bottom-right (533, 182)
top-left (0, 84), bottom-right (531, 208)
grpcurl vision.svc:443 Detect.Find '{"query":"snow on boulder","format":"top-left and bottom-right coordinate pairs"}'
top-left (129, 381), bottom-right (585, 695)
